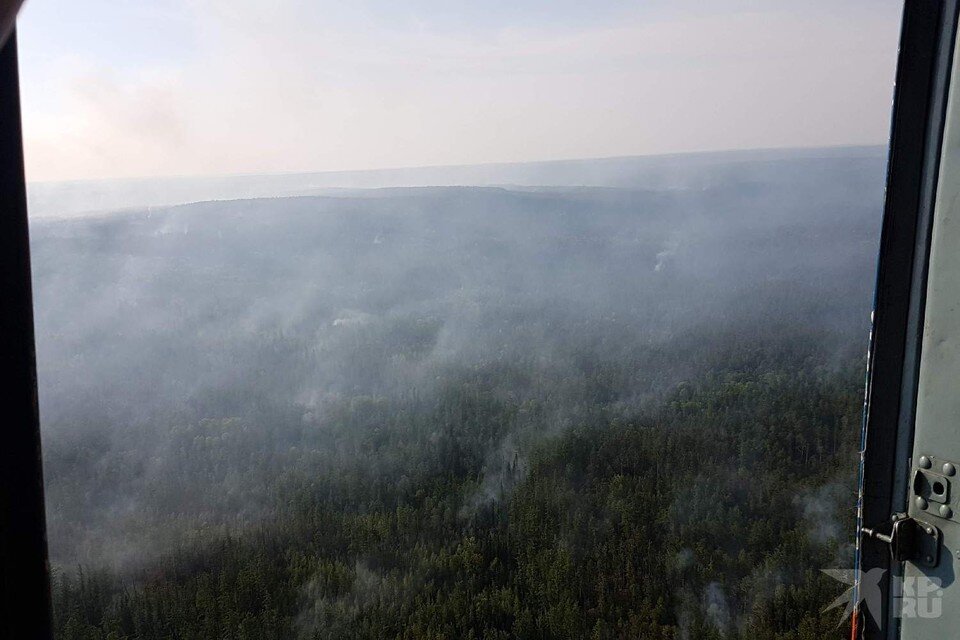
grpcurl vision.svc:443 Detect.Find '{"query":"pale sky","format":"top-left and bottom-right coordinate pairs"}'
top-left (17, 0), bottom-right (903, 182)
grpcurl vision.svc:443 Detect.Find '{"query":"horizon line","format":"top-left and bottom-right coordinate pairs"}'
top-left (26, 142), bottom-right (888, 188)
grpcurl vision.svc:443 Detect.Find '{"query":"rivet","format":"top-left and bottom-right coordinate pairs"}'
top-left (926, 526), bottom-right (934, 535)
top-left (941, 505), bottom-right (953, 519)
top-left (920, 456), bottom-right (932, 469)
top-left (916, 496), bottom-right (929, 510)
top-left (944, 463), bottom-right (957, 477)
top-left (926, 555), bottom-right (934, 564)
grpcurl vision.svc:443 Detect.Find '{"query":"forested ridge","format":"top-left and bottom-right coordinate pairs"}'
top-left (32, 153), bottom-right (884, 639)
top-left (51, 327), bottom-right (861, 639)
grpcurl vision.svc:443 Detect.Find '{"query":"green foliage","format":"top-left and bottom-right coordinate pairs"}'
top-left (51, 332), bottom-right (860, 639)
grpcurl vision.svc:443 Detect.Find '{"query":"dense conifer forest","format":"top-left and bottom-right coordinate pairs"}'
top-left (32, 150), bottom-right (884, 638)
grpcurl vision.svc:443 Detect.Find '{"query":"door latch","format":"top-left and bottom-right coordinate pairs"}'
top-left (862, 513), bottom-right (940, 568)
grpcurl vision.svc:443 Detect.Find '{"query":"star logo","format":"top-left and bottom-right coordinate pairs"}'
top-left (822, 568), bottom-right (886, 628)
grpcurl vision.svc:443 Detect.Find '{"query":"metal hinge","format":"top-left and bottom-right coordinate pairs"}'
top-left (862, 513), bottom-right (940, 568)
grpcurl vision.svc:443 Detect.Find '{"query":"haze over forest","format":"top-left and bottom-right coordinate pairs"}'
top-left (32, 147), bottom-right (885, 639)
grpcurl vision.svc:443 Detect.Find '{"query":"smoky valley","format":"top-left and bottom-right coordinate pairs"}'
top-left (34, 147), bottom-right (883, 639)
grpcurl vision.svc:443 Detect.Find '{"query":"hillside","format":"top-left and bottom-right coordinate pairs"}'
top-left (32, 149), bottom-right (883, 638)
